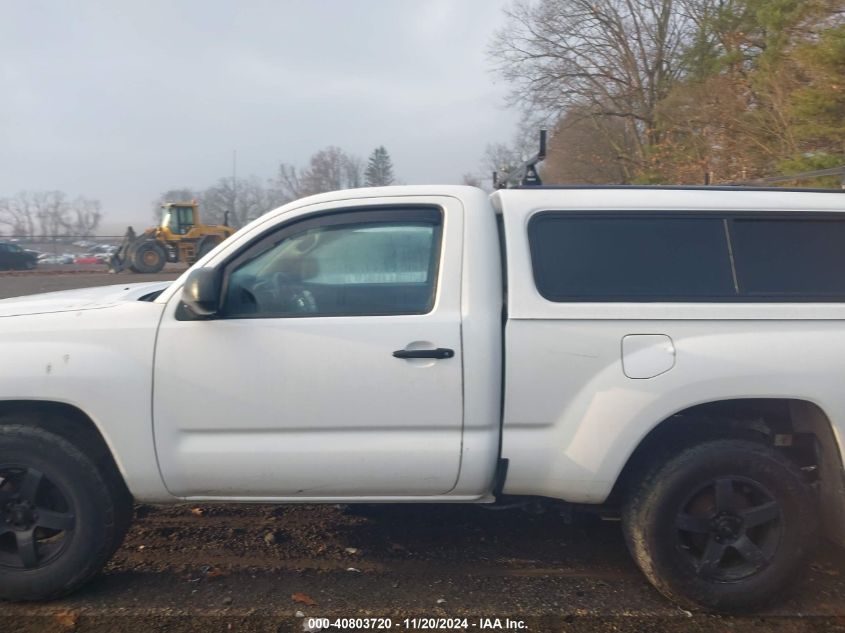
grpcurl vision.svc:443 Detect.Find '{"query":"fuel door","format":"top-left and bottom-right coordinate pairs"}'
top-left (622, 334), bottom-right (675, 379)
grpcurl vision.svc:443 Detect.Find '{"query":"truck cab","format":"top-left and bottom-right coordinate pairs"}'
top-left (160, 202), bottom-right (197, 236)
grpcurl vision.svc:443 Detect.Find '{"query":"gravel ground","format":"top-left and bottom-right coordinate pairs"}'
top-left (0, 270), bottom-right (843, 632)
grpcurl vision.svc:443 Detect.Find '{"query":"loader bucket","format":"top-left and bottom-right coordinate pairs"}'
top-left (108, 226), bottom-right (138, 273)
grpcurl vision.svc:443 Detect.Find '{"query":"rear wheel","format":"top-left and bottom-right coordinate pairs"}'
top-left (130, 241), bottom-right (166, 273)
top-left (0, 425), bottom-right (122, 601)
top-left (623, 439), bottom-right (817, 612)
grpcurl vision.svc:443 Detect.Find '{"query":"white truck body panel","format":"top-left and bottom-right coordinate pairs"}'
top-left (0, 185), bottom-right (842, 509)
top-left (495, 188), bottom-right (845, 503)
top-left (0, 294), bottom-right (171, 500)
top-left (153, 194), bottom-right (468, 499)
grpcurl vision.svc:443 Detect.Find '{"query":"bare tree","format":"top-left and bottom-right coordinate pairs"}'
top-left (70, 197), bottom-right (102, 237)
top-left (200, 176), bottom-right (278, 228)
top-left (0, 192), bottom-right (37, 237)
top-left (484, 142), bottom-right (524, 178)
top-left (32, 191), bottom-right (71, 240)
top-left (490, 0), bottom-right (692, 169)
top-left (274, 147), bottom-right (364, 199)
top-left (273, 164), bottom-right (304, 201)
top-left (0, 191), bottom-right (103, 239)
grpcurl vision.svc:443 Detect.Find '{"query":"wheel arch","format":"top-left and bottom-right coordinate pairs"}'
top-left (0, 400), bottom-right (132, 503)
top-left (610, 397), bottom-right (845, 546)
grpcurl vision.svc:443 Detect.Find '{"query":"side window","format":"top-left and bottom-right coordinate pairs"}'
top-left (222, 207), bottom-right (442, 317)
top-left (731, 218), bottom-right (845, 298)
top-left (528, 214), bottom-right (735, 301)
top-left (178, 207), bottom-right (194, 231)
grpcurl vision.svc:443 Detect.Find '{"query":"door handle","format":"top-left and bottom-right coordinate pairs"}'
top-left (393, 347), bottom-right (455, 360)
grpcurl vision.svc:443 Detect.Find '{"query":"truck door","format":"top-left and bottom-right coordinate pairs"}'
top-left (152, 197), bottom-right (465, 499)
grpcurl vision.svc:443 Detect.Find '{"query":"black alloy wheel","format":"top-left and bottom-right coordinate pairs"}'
top-left (0, 466), bottom-right (76, 570)
top-left (674, 476), bottom-right (782, 582)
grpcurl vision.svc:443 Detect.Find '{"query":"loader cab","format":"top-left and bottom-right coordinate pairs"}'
top-left (161, 203), bottom-right (197, 236)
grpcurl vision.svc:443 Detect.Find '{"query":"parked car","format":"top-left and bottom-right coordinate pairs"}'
top-left (0, 185), bottom-right (843, 611)
top-left (36, 253), bottom-right (75, 265)
top-left (0, 241), bottom-right (38, 270)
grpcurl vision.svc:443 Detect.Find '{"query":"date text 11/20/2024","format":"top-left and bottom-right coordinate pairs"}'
top-left (306, 617), bottom-right (528, 630)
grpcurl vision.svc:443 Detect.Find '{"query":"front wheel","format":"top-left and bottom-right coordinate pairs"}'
top-left (623, 439), bottom-right (818, 612)
top-left (0, 425), bottom-right (124, 601)
top-left (130, 241), bottom-right (166, 274)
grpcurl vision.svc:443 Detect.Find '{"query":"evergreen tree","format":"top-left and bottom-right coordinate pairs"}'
top-left (781, 24), bottom-right (845, 183)
top-left (364, 146), bottom-right (395, 187)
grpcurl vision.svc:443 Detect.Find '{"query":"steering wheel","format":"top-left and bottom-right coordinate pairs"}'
top-left (249, 272), bottom-right (317, 314)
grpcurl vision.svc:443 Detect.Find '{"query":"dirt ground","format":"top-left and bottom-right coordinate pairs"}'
top-left (0, 265), bottom-right (184, 299)
top-left (1, 270), bottom-right (844, 632)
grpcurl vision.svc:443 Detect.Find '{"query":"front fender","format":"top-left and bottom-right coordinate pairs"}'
top-left (0, 302), bottom-right (174, 501)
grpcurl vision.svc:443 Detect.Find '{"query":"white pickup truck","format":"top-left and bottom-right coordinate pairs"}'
top-left (1, 185), bottom-right (843, 611)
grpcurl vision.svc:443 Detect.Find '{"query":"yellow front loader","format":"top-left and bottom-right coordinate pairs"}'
top-left (109, 201), bottom-right (235, 273)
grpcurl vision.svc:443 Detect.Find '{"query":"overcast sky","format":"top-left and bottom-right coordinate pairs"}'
top-left (0, 0), bottom-right (519, 232)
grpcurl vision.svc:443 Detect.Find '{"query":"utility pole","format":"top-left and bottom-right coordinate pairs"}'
top-left (232, 149), bottom-right (237, 224)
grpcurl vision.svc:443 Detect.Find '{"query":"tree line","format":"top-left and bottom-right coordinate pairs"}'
top-left (0, 146), bottom-right (396, 238)
top-left (0, 191), bottom-right (102, 239)
top-left (156, 145), bottom-right (396, 229)
top-left (487, 0), bottom-right (845, 186)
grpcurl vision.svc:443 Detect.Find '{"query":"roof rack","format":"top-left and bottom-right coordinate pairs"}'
top-left (493, 130), bottom-right (547, 189)
top-left (509, 184), bottom-right (845, 193)
top-left (728, 165), bottom-right (845, 189)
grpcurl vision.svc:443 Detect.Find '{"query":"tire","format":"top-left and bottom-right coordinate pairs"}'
top-left (622, 439), bottom-right (817, 612)
top-left (130, 241), bottom-right (166, 274)
top-left (99, 463), bottom-right (134, 560)
top-left (0, 425), bottom-right (122, 601)
top-left (196, 236), bottom-right (222, 259)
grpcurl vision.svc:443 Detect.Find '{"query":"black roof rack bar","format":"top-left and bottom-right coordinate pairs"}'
top-left (509, 184), bottom-right (845, 193)
top-left (729, 165), bottom-right (845, 188)
top-left (494, 130), bottom-right (547, 189)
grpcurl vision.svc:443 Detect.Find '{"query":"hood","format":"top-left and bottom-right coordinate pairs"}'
top-left (0, 281), bottom-right (172, 318)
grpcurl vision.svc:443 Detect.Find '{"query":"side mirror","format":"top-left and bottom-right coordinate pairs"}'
top-left (180, 267), bottom-right (221, 318)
